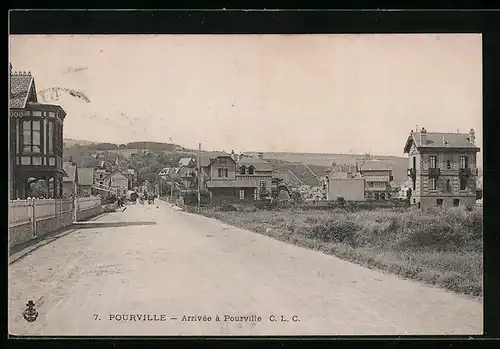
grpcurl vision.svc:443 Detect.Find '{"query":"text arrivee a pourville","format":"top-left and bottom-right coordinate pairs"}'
top-left (94, 314), bottom-right (300, 323)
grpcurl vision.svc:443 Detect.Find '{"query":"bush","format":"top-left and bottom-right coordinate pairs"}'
top-left (105, 195), bottom-right (117, 204)
top-left (217, 203), bottom-right (238, 212)
top-left (337, 196), bottom-right (345, 206)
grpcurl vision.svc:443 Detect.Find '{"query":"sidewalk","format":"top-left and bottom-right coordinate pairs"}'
top-left (9, 212), bottom-right (107, 265)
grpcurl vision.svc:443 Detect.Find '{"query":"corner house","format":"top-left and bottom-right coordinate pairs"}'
top-left (9, 64), bottom-right (67, 199)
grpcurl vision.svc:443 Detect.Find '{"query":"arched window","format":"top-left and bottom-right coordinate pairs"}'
top-left (446, 160), bottom-right (451, 169)
top-left (239, 165), bottom-right (246, 175)
top-left (248, 166), bottom-right (254, 175)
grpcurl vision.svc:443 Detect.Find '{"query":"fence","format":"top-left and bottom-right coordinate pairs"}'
top-left (9, 196), bottom-right (103, 249)
top-left (299, 199), bottom-right (410, 210)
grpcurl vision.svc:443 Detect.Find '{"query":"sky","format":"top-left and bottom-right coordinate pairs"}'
top-left (9, 34), bottom-right (482, 163)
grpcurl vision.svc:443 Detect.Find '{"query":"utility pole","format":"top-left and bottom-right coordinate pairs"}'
top-left (158, 173), bottom-right (161, 198)
top-left (197, 142), bottom-right (201, 212)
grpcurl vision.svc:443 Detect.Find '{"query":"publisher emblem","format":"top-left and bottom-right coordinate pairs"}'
top-left (23, 301), bottom-right (38, 323)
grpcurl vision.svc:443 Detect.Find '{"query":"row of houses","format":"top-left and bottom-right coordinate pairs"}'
top-left (158, 127), bottom-right (481, 210)
top-left (159, 151), bottom-right (292, 202)
top-left (61, 161), bottom-right (138, 198)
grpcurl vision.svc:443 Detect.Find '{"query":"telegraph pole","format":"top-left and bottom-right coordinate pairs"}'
top-left (197, 142), bottom-right (201, 212)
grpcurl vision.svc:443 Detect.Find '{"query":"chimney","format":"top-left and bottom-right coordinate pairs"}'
top-left (469, 128), bottom-right (475, 145)
top-left (258, 152), bottom-right (264, 159)
top-left (420, 127), bottom-right (427, 145)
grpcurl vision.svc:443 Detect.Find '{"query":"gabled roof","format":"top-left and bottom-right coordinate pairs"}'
top-left (404, 131), bottom-right (480, 153)
top-left (63, 162), bottom-right (78, 183)
top-left (9, 72), bottom-right (37, 109)
top-left (103, 169), bottom-right (127, 180)
top-left (78, 167), bottom-right (95, 186)
top-left (360, 160), bottom-right (392, 171)
top-left (178, 157), bottom-right (195, 167)
top-left (237, 157), bottom-right (273, 171)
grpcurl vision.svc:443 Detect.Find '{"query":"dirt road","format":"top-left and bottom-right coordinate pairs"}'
top-left (9, 200), bottom-right (483, 336)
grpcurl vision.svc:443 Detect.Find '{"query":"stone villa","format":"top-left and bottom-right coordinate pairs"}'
top-left (403, 127), bottom-right (480, 209)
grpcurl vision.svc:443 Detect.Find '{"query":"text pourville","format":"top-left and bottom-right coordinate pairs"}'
top-left (94, 314), bottom-right (300, 323)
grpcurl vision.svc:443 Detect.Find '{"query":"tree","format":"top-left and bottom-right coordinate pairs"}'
top-left (29, 180), bottom-right (48, 198)
top-left (290, 190), bottom-right (303, 203)
top-left (278, 190), bottom-right (291, 201)
top-left (337, 196), bottom-right (345, 206)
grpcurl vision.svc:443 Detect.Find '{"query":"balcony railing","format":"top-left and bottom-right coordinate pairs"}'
top-left (459, 168), bottom-right (471, 177)
top-left (428, 168), bottom-right (441, 178)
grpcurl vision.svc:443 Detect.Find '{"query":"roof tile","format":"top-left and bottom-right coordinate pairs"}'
top-left (10, 74), bottom-right (33, 109)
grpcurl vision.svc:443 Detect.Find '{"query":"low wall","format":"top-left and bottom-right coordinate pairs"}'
top-left (299, 199), bottom-right (410, 210)
top-left (8, 221), bottom-right (33, 249)
top-left (76, 206), bottom-right (104, 221)
top-left (9, 196), bottom-right (104, 250)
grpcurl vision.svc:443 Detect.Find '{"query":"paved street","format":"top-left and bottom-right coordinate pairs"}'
top-left (9, 200), bottom-right (483, 336)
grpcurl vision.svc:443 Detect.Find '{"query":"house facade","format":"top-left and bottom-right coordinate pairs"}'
top-left (103, 169), bottom-right (129, 197)
top-left (403, 127), bottom-right (480, 209)
top-left (124, 168), bottom-right (137, 190)
top-left (359, 160), bottom-right (394, 200)
top-left (62, 162), bottom-right (79, 197)
top-left (9, 65), bottom-right (67, 199)
top-left (78, 167), bottom-right (95, 197)
top-left (94, 166), bottom-right (111, 186)
top-left (326, 172), bottom-right (365, 201)
top-left (201, 153), bottom-right (273, 201)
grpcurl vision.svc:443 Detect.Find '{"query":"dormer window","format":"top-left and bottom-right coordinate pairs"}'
top-left (240, 166), bottom-right (246, 175)
top-left (248, 166), bottom-right (255, 175)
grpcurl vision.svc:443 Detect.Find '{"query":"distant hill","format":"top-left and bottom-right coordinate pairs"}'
top-left (63, 138), bottom-right (99, 148)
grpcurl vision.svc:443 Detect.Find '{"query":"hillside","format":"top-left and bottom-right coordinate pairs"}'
top-left (63, 138), bottom-right (99, 148)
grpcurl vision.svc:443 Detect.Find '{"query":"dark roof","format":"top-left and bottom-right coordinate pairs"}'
top-left (63, 162), bottom-right (77, 183)
top-left (78, 167), bottom-right (95, 186)
top-left (360, 160), bottom-right (392, 171)
top-left (103, 169), bottom-right (127, 180)
top-left (10, 73), bottom-right (35, 108)
top-left (236, 157), bottom-right (273, 171)
top-left (199, 152), bottom-right (232, 167)
top-left (404, 132), bottom-right (480, 153)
